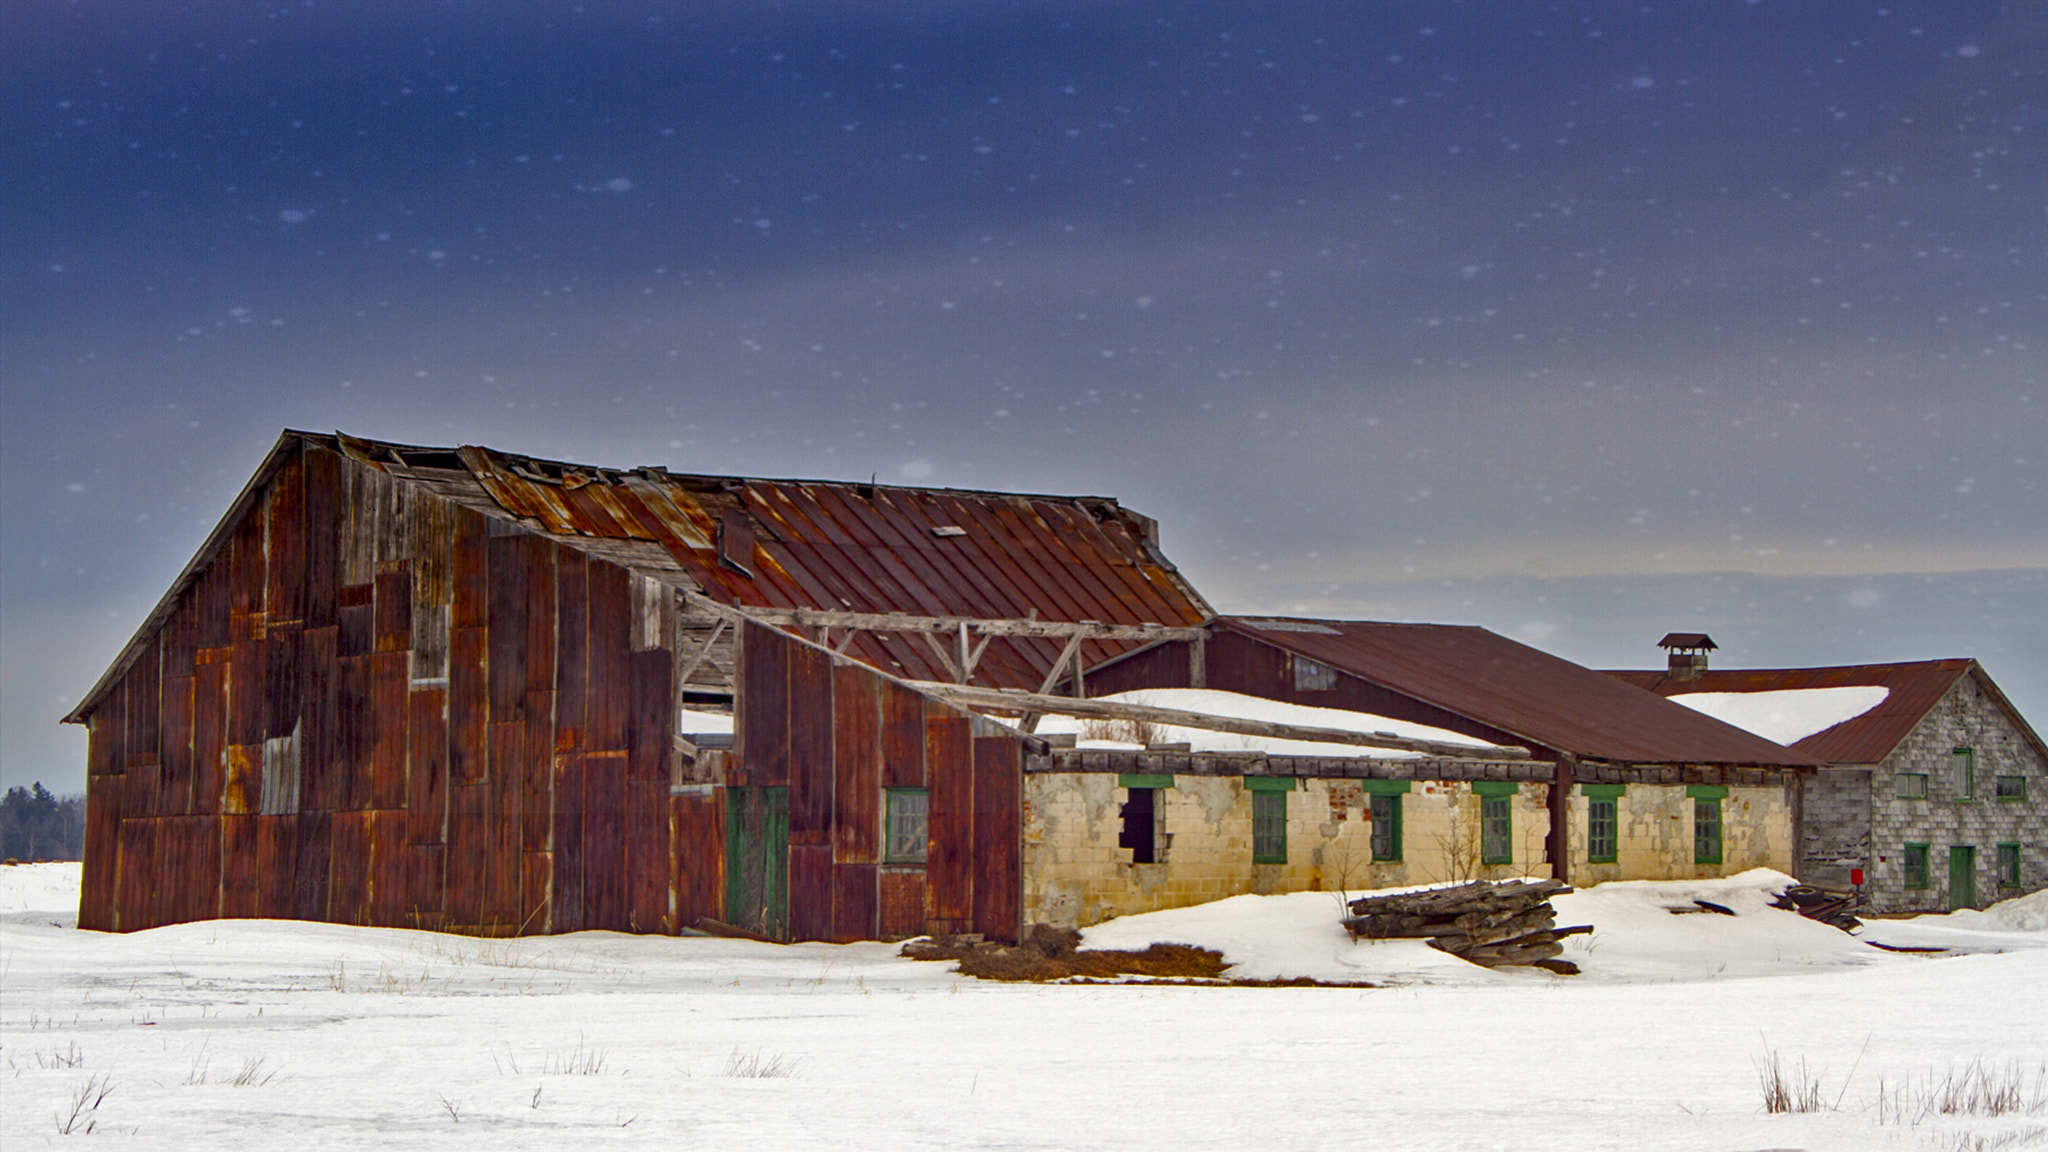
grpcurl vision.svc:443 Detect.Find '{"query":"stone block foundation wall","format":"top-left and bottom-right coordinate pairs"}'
top-left (1565, 782), bottom-right (1795, 887)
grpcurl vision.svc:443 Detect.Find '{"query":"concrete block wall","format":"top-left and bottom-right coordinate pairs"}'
top-left (1567, 783), bottom-right (1794, 886)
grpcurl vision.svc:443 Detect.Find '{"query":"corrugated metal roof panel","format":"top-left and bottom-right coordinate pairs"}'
top-left (1217, 617), bottom-right (1820, 767)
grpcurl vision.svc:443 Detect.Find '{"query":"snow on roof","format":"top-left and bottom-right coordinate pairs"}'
top-left (1666, 686), bottom-right (1890, 746)
top-left (1030, 687), bottom-right (1504, 758)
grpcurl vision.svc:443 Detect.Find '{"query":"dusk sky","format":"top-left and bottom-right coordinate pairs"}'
top-left (5, 1), bottom-right (2043, 793)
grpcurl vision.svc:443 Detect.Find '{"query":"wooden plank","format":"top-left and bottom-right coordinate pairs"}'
top-left (925, 709), bottom-right (973, 925)
top-left (304, 444), bottom-right (341, 630)
top-left (550, 751), bottom-right (585, 932)
top-left (374, 568), bottom-right (413, 653)
top-left (336, 654), bottom-right (372, 808)
top-left (554, 550), bottom-right (589, 751)
top-left (487, 535), bottom-right (528, 719)
top-left (628, 649), bottom-right (673, 781)
top-left (161, 675), bottom-right (196, 816)
top-left (449, 626), bottom-right (488, 785)
top-left (740, 621), bottom-right (789, 786)
top-left (832, 664), bottom-right (881, 864)
top-left (193, 661), bottom-right (226, 815)
top-left (117, 818), bottom-right (153, 931)
top-left (162, 586), bottom-right (199, 680)
top-left (971, 735), bottom-right (1022, 943)
top-left (148, 815), bottom-right (177, 927)
top-left (408, 477), bottom-right (454, 610)
top-left (788, 843), bottom-right (833, 942)
top-left (521, 850), bottom-right (552, 936)
top-left (370, 651), bottom-right (410, 809)
top-left (880, 679), bottom-right (927, 788)
top-left (369, 810), bottom-right (408, 927)
top-left (525, 539), bottom-right (558, 695)
top-left (627, 778), bottom-right (669, 933)
top-left (220, 813), bottom-right (261, 919)
top-left (88, 696), bottom-right (125, 778)
top-left (587, 563), bottom-right (632, 752)
top-left (266, 448), bottom-right (307, 626)
top-left (123, 761), bottom-right (160, 831)
top-left (484, 720), bottom-right (524, 931)
top-left (522, 697), bottom-right (553, 853)
top-left (406, 843), bottom-right (446, 931)
top-left (670, 790), bottom-right (723, 931)
top-left (877, 868), bottom-right (926, 939)
top-left (339, 592), bottom-right (374, 658)
top-left (451, 504), bottom-right (489, 629)
top-left (263, 626), bottom-right (302, 747)
top-left (446, 783), bottom-right (487, 929)
top-left (125, 641), bottom-right (160, 771)
top-left (229, 638), bottom-right (264, 747)
top-left (79, 774), bottom-right (121, 930)
top-left (407, 687), bottom-right (449, 844)
top-left (831, 862), bottom-right (878, 943)
top-left (787, 641), bottom-right (834, 844)
top-left (293, 808), bottom-right (333, 921)
top-left (256, 814), bottom-right (297, 920)
top-left (229, 503), bottom-right (266, 632)
top-left (582, 750), bottom-right (628, 931)
top-left (196, 550), bottom-right (232, 651)
top-left (328, 809), bottom-right (370, 925)
top-left (300, 626), bottom-right (339, 812)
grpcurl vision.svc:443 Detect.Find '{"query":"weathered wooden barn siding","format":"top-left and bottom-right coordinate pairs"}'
top-left (77, 439), bottom-right (684, 936)
top-left (733, 621), bottom-right (1024, 943)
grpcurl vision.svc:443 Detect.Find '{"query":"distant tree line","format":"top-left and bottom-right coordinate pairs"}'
top-left (2, 783), bottom-right (85, 861)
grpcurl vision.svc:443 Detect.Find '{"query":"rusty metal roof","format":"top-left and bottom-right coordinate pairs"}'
top-left (1606, 660), bottom-right (2047, 767)
top-left (1217, 617), bottom-right (1821, 767)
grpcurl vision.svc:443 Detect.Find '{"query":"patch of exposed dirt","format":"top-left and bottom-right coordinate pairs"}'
top-left (900, 926), bottom-right (1376, 986)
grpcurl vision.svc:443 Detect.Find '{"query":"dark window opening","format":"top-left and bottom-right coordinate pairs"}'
top-left (1370, 793), bottom-right (1402, 862)
top-left (1120, 786), bottom-right (1158, 864)
top-left (1293, 655), bottom-right (1338, 692)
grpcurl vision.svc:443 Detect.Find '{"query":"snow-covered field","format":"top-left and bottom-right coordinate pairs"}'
top-left (3, 864), bottom-right (2043, 1150)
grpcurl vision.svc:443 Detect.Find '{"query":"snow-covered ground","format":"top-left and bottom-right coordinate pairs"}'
top-left (4, 863), bottom-right (2043, 1150)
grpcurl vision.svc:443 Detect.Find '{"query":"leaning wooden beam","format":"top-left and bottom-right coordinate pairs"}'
top-left (674, 617), bottom-right (729, 688)
top-left (908, 682), bottom-right (1532, 761)
top-left (730, 605), bottom-right (1208, 641)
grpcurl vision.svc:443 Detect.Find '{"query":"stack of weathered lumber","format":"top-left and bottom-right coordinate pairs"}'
top-left (1343, 879), bottom-right (1591, 972)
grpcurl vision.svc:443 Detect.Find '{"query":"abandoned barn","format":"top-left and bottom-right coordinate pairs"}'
top-left (67, 430), bottom-right (1822, 941)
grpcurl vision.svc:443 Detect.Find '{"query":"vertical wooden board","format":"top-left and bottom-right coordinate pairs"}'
top-left (831, 862), bottom-right (879, 943)
top-left (328, 810), bottom-right (370, 926)
top-left (89, 704), bottom-right (125, 778)
top-left (587, 563), bottom-right (632, 752)
top-left (162, 588), bottom-right (199, 680)
top-left (124, 763), bottom-right (162, 829)
top-left (971, 735), bottom-right (1022, 943)
top-left (832, 664), bottom-right (881, 864)
top-left (161, 676), bottom-right (196, 816)
top-left (553, 550), bottom-right (588, 751)
top-left (484, 721), bottom-right (524, 931)
top-left (374, 569), bottom-right (414, 653)
top-left (670, 791), bottom-right (724, 931)
top-left (304, 445), bottom-right (341, 630)
top-left (582, 750), bottom-right (627, 931)
top-left (117, 818), bottom-right (153, 931)
top-left (224, 745), bottom-right (261, 815)
top-left (877, 869), bottom-right (927, 939)
top-left (925, 712), bottom-right (974, 925)
top-left (787, 843), bottom-right (833, 942)
top-left (880, 679), bottom-right (927, 788)
top-left (80, 774), bottom-right (122, 930)
top-left (256, 815), bottom-right (297, 920)
top-left (193, 662), bottom-right (227, 815)
top-left (627, 779), bottom-right (669, 933)
top-left (263, 625), bottom-right (302, 742)
top-left (550, 751), bottom-right (585, 932)
top-left (292, 809), bottom-right (333, 921)
top-left (521, 700), bottom-right (553, 852)
top-left (148, 816), bottom-right (178, 928)
top-left (739, 621), bottom-right (789, 786)
top-left (446, 783), bottom-right (488, 929)
top-left (370, 651), bottom-right (410, 809)
top-left (336, 654), bottom-right (373, 806)
top-left (450, 504), bottom-right (489, 629)
top-left (229, 503), bottom-right (266, 627)
top-left (300, 626), bottom-right (340, 812)
top-left (369, 810), bottom-right (408, 928)
top-left (220, 814), bottom-right (261, 919)
top-left (521, 850), bottom-right (553, 935)
top-left (524, 539), bottom-right (558, 694)
top-left (408, 487), bottom-right (453, 612)
top-left (267, 448), bottom-right (307, 626)
top-left (449, 626), bottom-right (488, 785)
top-left (407, 687), bottom-right (449, 845)
top-left (787, 641), bottom-right (834, 843)
top-left (628, 648), bottom-right (673, 783)
top-left (486, 536), bottom-right (527, 717)
top-left (124, 642), bottom-right (160, 768)
top-left (229, 638), bottom-right (265, 746)
top-left (197, 553), bottom-right (232, 651)
top-left (406, 843), bottom-right (447, 931)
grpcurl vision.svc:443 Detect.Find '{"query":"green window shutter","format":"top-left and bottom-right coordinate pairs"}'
top-left (1897, 773), bottom-right (1929, 800)
top-left (884, 788), bottom-right (930, 864)
top-left (1587, 797), bottom-right (1618, 863)
top-left (1471, 781), bottom-right (1520, 797)
top-left (1242, 777), bottom-right (1297, 792)
top-left (1995, 776), bottom-right (2027, 802)
top-left (1693, 797), bottom-right (1723, 865)
top-left (1118, 773), bottom-right (1174, 790)
top-left (1359, 779), bottom-right (1412, 796)
top-left (1686, 784), bottom-right (1729, 801)
top-left (1480, 794), bottom-right (1513, 864)
top-left (1252, 790), bottom-right (1288, 863)
top-left (1953, 748), bottom-right (1975, 800)
top-left (1370, 793), bottom-right (1402, 861)
top-left (1579, 783), bottom-right (1627, 800)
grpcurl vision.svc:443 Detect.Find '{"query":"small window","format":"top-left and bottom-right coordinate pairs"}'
top-left (1370, 793), bottom-right (1402, 862)
top-left (1903, 843), bottom-right (1930, 889)
top-left (1996, 843), bottom-right (2022, 889)
top-left (1481, 794), bottom-right (1513, 865)
top-left (1693, 798), bottom-right (1722, 865)
top-left (1252, 790), bottom-right (1287, 864)
top-left (1293, 655), bottom-right (1338, 692)
top-left (884, 789), bottom-right (928, 864)
top-left (1587, 797), bottom-right (1618, 864)
top-left (1896, 773), bottom-right (1928, 800)
top-left (1954, 748), bottom-right (1975, 800)
top-left (1996, 776), bottom-right (2027, 802)
top-left (1120, 786), bottom-right (1160, 864)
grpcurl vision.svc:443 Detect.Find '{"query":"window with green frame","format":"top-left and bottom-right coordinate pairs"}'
top-left (884, 788), bottom-right (929, 863)
top-left (1370, 792), bottom-right (1402, 861)
top-left (1476, 783), bottom-right (1515, 865)
top-left (1954, 748), bottom-right (1975, 800)
top-left (1996, 776), bottom-right (2027, 802)
top-left (1251, 789), bottom-right (1288, 863)
top-left (1690, 786), bottom-right (1724, 865)
top-left (1584, 785), bottom-right (1623, 864)
top-left (1897, 773), bottom-right (1928, 800)
top-left (1903, 843), bottom-right (1930, 889)
top-left (1996, 843), bottom-right (2022, 889)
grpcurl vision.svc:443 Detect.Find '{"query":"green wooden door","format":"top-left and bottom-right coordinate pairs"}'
top-left (1948, 845), bottom-right (1977, 911)
top-left (724, 787), bottom-right (789, 938)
